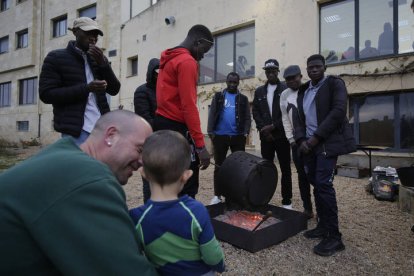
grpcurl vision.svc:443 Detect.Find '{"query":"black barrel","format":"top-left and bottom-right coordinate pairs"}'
top-left (217, 151), bottom-right (278, 208)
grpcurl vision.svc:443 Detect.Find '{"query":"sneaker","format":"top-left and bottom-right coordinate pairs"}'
top-left (304, 226), bottom-right (328, 239)
top-left (313, 236), bottom-right (345, 256)
top-left (209, 196), bottom-right (222, 205)
top-left (282, 204), bottom-right (293, 210)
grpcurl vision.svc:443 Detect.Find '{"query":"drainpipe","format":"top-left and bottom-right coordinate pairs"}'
top-left (37, 0), bottom-right (45, 139)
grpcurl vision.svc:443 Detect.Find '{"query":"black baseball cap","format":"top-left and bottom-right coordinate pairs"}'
top-left (262, 59), bottom-right (279, 70)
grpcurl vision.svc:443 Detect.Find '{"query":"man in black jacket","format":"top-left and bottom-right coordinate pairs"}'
top-left (295, 54), bottom-right (356, 257)
top-left (252, 59), bottom-right (292, 209)
top-left (134, 58), bottom-right (160, 202)
top-left (39, 17), bottom-right (120, 145)
top-left (207, 72), bottom-right (251, 204)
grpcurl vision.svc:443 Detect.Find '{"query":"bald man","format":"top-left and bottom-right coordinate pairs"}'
top-left (0, 110), bottom-right (156, 275)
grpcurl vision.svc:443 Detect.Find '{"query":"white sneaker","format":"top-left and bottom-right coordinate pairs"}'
top-left (209, 196), bottom-right (222, 205)
top-left (282, 204), bottom-right (293, 210)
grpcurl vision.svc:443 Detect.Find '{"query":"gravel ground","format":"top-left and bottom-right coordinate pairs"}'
top-left (125, 163), bottom-right (414, 275)
top-left (11, 146), bottom-right (414, 275)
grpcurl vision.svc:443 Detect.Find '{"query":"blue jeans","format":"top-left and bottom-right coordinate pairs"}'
top-left (62, 130), bottom-right (90, 146)
top-left (303, 152), bottom-right (341, 239)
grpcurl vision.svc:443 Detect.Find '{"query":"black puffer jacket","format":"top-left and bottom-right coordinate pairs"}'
top-left (252, 80), bottom-right (287, 140)
top-left (294, 75), bottom-right (356, 157)
top-left (134, 58), bottom-right (159, 127)
top-left (39, 41), bottom-right (120, 137)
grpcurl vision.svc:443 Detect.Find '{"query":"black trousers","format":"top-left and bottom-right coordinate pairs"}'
top-left (260, 137), bottom-right (292, 205)
top-left (153, 115), bottom-right (200, 199)
top-left (303, 152), bottom-right (341, 239)
top-left (212, 135), bottom-right (246, 196)
top-left (291, 146), bottom-right (313, 212)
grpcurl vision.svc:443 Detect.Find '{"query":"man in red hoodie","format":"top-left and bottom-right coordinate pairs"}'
top-left (154, 25), bottom-right (214, 198)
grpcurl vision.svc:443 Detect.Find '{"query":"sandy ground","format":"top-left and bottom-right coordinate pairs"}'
top-left (11, 146), bottom-right (414, 275)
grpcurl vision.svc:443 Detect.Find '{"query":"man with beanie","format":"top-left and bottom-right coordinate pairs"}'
top-left (252, 59), bottom-right (293, 209)
top-left (280, 65), bottom-right (313, 218)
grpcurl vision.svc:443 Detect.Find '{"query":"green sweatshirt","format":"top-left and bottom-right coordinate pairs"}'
top-left (0, 138), bottom-right (157, 275)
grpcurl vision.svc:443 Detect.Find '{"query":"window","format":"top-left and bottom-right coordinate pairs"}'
top-left (52, 15), bottom-right (67, 38)
top-left (17, 121), bottom-right (29, 132)
top-left (1, 0), bottom-right (10, 11)
top-left (199, 25), bottom-right (255, 84)
top-left (151, 0), bottom-right (157, 5)
top-left (0, 36), bottom-right (9, 54)
top-left (349, 92), bottom-right (414, 150)
top-left (0, 82), bottom-right (11, 107)
top-left (19, 77), bottom-right (37, 105)
top-left (16, 29), bottom-right (28, 49)
top-left (128, 56), bottom-right (138, 76)
top-left (17, 0), bottom-right (28, 3)
top-left (79, 4), bottom-right (96, 19)
top-left (320, 0), bottom-right (413, 64)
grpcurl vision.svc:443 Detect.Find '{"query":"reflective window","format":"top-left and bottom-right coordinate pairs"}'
top-left (17, 29), bottom-right (28, 49)
top-left (128, 56), bottom-right (138, 76)
top-left (0, 36), bottom-right (8, 54)
top-left (52, 15), bottom-right (67, 38)
top-left (321, 0), bottom-right (355, 63)
top-left (19, 77), bottom-right (37, 105)
top-left (350, 92), bottom-right (414, 150)
top-left (398, 0), bottom-right (414, 54)
top-left (0, 0), bottom-right (10, 11)
top-left (320, 0), bottom-right (412, 64)
top-left (0, 82), bottom-right (11, 107)
top-left (17, 121), bottom-right (29, 132)
top-left (199, 25), bottom-right (255, 84)
top-left (359, 0), bottom-right (393, 58)
top-left (79, 4), bottom-right (96, 19)
top-left (400, 93), bottom-right (414, 149)
top-left (216, 33), bottom-right (233, 82)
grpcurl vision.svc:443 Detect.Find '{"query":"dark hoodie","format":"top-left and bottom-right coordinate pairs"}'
top-left (155, 47), bottom-right (205, 148)
top-left (134, 58), bottom-right (160, 127)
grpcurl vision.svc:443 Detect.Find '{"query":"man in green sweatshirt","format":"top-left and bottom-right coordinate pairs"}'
top-left (0, 110), bottom-right (157, 275)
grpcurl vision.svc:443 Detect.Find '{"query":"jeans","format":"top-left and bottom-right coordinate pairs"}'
top-left (303, 152), bottom-right (341, 239)
top-left (212, 134), bottom-right (246, 196)
top-left (261, 137), bottom-right (292, 205)
top-left (62, 130), bottom-right (90, 146)
top-left (154, 115), bottom-right (200, 199)
top-left (291, 145), bottom-right (313, 212)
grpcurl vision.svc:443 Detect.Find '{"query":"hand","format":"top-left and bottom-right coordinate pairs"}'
top-left (264, 133), bottom-right (275, 142)
top-left (299, 141), bottom-right (311, 155)
top-left (87, 80), bottom-right (107, 92)
top-left (307, 136), bottom-right (319, 148)
top-left (260, 124), bottom-right (274, 136)
top-left (196, 147), bottom-right (210, 170)
top-left (87, 44), bottom-right (106, 65)
top-left (290, 141), bottom-right (297, 150)
top-left (209, 134), bottom-right (215, 141)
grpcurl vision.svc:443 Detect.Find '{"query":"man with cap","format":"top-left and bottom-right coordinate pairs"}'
top-left (280, 65), bottom-right (313, 218)
top-left (39, 17), bottom-right (120, 145)
top-left (252, 59), bottom-right (292, 209)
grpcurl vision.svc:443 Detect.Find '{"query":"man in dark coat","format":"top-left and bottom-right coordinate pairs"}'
top-left (252, 59), bottom-right (293, 209)
top-left (134, 58), bottom-right (160, 202)
top-left (39, 17), bottom-right (120, 145)
top-left (295, 54), bottom-right (356, 257)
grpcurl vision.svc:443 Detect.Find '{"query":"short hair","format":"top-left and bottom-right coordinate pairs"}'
top-left (142, 130), bottom-right (191, 186)
top-left (187, 24), bottom-right (213, 42)
top-left (307, 54), bottom-right (326, 65)
top-left (91, 110), bottom-right (139, 136)
top-left (227, 72), bottom-right (240, 81)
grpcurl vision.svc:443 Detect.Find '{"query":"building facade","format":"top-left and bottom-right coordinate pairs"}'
top-left (1, 0), bottom-right (413, 165)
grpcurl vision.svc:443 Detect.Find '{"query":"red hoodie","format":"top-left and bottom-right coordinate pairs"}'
top-left (156, 47), bottom-right (205, 148)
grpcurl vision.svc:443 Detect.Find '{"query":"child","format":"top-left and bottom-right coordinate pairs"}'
top-left (129, 130), bottom-right (225, 276)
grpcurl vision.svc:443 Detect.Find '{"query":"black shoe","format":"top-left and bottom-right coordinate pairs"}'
top-left (303, 210), bottom-right (315, 220)
top-left (304, 226), bottom-right (328, 239)
top-left (313, 237), bottom-right (345, 256)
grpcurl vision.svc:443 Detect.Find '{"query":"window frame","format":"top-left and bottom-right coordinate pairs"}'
top-left (78, 4), bottom-right (97, 20)
top-left (52, 15), bottom-right (67, 38)
top-left (1, 0), bottom-right (10, 12)
top-left (0, 82), bottom-right (11, 108)
top-left (199, 24), bottom-right (255, 85)
top-left (19, 77), bottom-right (37, 105)
top-left (16, 29), bottom-right (28, 49)
top-left (16, 121), bottom-right (29, 132)
top-left (319, 0), bottom-right (402, 65)
top-left (127, 56), bottom-right (138, 77)
top-left (0, 35), bottom-right (9, 54)
top-left (349, 91), bottom-right (414, 151)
